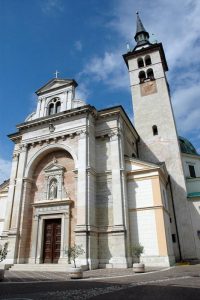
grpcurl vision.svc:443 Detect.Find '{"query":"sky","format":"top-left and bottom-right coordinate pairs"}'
top-left (0, 0), bottom-right (200, 183)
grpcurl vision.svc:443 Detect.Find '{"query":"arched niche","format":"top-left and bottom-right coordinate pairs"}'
top-left (25, 143), bottom-right (78, 179)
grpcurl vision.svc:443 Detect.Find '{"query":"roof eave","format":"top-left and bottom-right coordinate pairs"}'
top-left (36, 79), bottom-right (78, 95)
top-left (123, 43), bottom-right (168, 71)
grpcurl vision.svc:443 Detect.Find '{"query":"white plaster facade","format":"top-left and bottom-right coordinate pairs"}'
top-left (0, 16), bottom-right (200, 270)
top-left (0, 78), bottom-right (175, 269)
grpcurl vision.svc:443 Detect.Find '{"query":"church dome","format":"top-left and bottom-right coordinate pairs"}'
top-left (179, 136), bottom-right (199, 156)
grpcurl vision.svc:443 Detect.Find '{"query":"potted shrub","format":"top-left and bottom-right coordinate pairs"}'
top-left (132, 243), bottom-right (145, 273)
top-left (66, 244), bottom-right (85, 279)
top-left (0, 242), bottom-right (8, 281)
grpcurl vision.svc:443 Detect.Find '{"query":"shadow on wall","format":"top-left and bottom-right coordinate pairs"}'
top-left (133, 137), bottom-right (197, 261)
top-left (96, 180), bottom-right (112, 267)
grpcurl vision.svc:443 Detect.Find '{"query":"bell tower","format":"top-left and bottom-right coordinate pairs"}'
top-left (123, 13), bottom-right (196, 260)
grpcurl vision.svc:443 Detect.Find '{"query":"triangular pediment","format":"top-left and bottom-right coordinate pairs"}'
top-left (125, 157), bottom-right (168, 178)
top-left (36, 78), bottom-right (78, 95)
top-left (0, 179), bottom-right (9, 194)
top-left (125, 157), bottom-right (162, 172)
top-left (44, 162), bottom-right (65, 173)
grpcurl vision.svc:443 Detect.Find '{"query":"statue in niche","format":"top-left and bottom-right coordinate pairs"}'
top-left (49, 179), bottom-right (57, 199)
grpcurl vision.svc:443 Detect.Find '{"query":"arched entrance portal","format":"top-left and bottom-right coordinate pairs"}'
top-left (18, 148), bottom-right (76, 264)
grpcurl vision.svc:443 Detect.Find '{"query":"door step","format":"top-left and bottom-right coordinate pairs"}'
top-left (9, 263), bottom-right (72, 272)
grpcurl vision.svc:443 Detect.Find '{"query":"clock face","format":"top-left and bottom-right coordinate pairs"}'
top-left (140, 81), bottom-right (157, 96)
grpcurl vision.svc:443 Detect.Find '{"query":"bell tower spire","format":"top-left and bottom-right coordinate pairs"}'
top-left (123, 13), bottom-right (197, 262)
top-left (134, 12), bottom-right (150, 47)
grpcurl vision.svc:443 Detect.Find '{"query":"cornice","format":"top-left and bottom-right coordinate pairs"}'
top-left (123, 42), bottom-right (168, 71)
top-left (16, 105), bottom-right (96, 130)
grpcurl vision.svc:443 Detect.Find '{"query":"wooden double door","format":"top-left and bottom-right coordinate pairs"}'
top-left (43, 219), bottom-right (61, 263)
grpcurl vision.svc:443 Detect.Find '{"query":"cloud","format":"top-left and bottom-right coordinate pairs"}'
top-left (41, 0), bottom-right (64, 15)
top-left (75, 0), bottom-right (199, 150)
top-left (79, 50), bottom-right (129, 91)
top-left (76, 82), bottom-right (90, 101)
top-left (74, 41), bottom-right (83, 52)
top-left (0, 158), bottom-right (11, 184)
top-left (92, 0), bottom-right (200, 142)
top-left (172, 82), bottom-right (200, 135)
top-left (106, 0), bottom-right (200, 71)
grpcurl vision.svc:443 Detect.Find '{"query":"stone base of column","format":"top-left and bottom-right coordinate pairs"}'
top-left (109, 257), bottom-right (129, 268)
top-left (74, 226), bottom-right (99, 270)
top-left (141, 255), bottom-right (175, 267)
top-left (0, 230), bottom-right (9, 237)
top-left (1, 232), bottom-right (18, 265)
top-left (58, 257), bottom-right (69, 264)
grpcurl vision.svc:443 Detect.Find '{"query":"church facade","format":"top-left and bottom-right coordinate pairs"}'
top-left (0, 14), bottom-right (200, 270)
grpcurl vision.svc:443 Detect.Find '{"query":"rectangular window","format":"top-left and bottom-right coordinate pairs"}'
top-left (172, 234), bottom-right (176, 243)
top-left (189, 165), bottom-right (196, 178)
top-left (152, 125), bottom-right (158, 136)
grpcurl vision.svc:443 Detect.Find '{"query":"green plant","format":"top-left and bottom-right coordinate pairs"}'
top-left (66, 244), bottom-right (85, 268)
top-left (0, 242), bottom-right (8, 263)
top-left (132, 244), bottom-right (144, 261)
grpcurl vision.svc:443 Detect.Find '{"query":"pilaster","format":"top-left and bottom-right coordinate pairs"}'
top-left (1, 151), bottom-right (19, 235)
top-left (109, 130), bottom-right (124, 226)
top-left (10, 144), bottom-right (28, 231)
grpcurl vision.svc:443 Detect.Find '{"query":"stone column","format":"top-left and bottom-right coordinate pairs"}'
top-left (76, 130), bottom-right (88, 227)
top-left (59, 211), bottom-right (70, 263)
top-left (67, 90), bottom-right (72, 110)
top-left (40, 97), bottom-right (46, 117)
top-left (29, 213), bottom-right (39, 264)
top-left (109, 130), bottom-right (128, 268)
top-left (2, 152), bottom-right (19, 235)
top-left (74, 130), bottom-right (88, 267)
top-left (10, 144), bottom-right (28, 231)
top-left (4, 144), bottom-right (28, 264)
top-left (17, 178), bottom-right (33, 263)
top-left (36, 97), bottom-right (42, 118)
top-left (109, 131), bottom-right (124, 227)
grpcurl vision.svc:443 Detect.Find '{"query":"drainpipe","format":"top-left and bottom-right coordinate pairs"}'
top-left (168, 175), bottom-right (182, 261)
top-left (136, 137), bottom-right (140, 158)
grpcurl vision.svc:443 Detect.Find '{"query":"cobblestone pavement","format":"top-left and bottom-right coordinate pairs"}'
top-left (3, 267), bottom-right (162, 282)
top-left (0, 265), bottom-right (200, 300)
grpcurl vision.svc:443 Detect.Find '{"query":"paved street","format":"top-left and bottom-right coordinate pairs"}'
top-left (0, 265), bottom-right (200, 299)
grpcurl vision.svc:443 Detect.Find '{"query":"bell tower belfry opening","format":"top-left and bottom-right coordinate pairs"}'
top-left (123, 12), bottom-right (197, 260)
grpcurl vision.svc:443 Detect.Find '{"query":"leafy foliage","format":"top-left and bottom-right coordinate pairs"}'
top-left (66, 244), bottom-right (85, 268)
top-left (0, 242), bottom-right (8, 263)
top-left (131, 244), bottom-right (144, 260)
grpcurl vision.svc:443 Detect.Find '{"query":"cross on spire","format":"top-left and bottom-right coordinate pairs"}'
top-left (134, 12), bottom-right (150, 46)
top-left (54, 70), bottom-right (60, 78)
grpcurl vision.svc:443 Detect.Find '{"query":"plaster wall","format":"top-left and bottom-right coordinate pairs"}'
top-left (182, 154), bottom-right (200, 178)
top-left (188, 200), bottom-right (200, 258)
top-left (128, 179), bottom-right (153, 208)
top-left (95, 137), bottom-right (111, 172)
top-left (127, 48), bottom-right (196, 259)
top-left (0, 195), bottom-right (7, 235)
top-left (130, 209), bottom-right (159, 256)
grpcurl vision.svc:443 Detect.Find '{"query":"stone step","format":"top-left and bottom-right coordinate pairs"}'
top-left (9, 264), bottom-right (73, 272)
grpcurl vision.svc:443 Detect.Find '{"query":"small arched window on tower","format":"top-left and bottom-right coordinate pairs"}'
top-left (55, 101), bottom-right (61, 113)
top-left (139, 70), bottom-right (146, 83)
top-left (145, 55), bottom-right (151, 66)
top-left (48, 98), bottom-right (61, 116)
top-left (48, 103), bottom-right (54, 115)
top-left (137, 57), bottom-right (144, 68)
top-left (152, 125), bottom-right (158, 136)
top-left (147, 68), bottom-right (154, 80)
